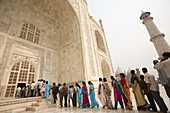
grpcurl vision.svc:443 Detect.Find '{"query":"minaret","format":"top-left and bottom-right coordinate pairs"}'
top-left (140, 11), bottom-right (170, 56)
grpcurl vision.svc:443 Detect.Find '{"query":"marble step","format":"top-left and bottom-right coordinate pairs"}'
top-left (26, 105), bottom-right (48, 111)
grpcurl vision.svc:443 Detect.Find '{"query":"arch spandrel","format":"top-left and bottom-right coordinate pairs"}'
top-left (95, 30), bottom-right (107, 53)
top-left (101, 59), bottom-right (111, 79)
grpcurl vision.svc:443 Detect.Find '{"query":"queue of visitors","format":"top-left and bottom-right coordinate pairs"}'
top-left (15, 52), bottom-right (170, 113)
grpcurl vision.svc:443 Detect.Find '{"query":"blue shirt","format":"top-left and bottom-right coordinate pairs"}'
top-left (68, 88), bottom-right (72, 98)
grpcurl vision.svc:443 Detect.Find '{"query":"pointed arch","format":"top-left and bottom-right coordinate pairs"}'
top-left (95, 30), bottom-right (106, 53)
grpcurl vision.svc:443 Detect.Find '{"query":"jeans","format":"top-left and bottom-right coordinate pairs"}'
top-left (115, 100), bottom-right (124, 110)
top-left (146, 94), bottom-right (157, 111)
top-left (150, 90), bottom-right (168, 113)
top-left (68, 97), bottom-right (73, 106)
top-left (64, 95), bottom-right (68, 107)
top-left (164, 85), bottom-right (170, 99)
top-left (53, 93), bottom-right (57, 104)
top-left (38, 88), bottom-right (41, 96)
top-left (31, 90), bottom-right (34, 97)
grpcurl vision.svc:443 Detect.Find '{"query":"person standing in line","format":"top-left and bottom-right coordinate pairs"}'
top-left (36, 80), bottom-right (41, 96)
top-left (142, 67), bottom-right (168, 113)
top-left (52, 83), bottom-right (58, 104)
top-left (75, 83), bottom-right (82, 108)
top-left (98, 78), bottom-right (106, 108)
top-left (119, 73), bottom-right (133, 110)
top-left (153, 52), bottom-right (170, 99)
top-left (41, 80), bottom-right (46, 97)
top-left (110, 76), bottom-right (124, 110)
top-left (102, 78), bottom-right (114, 109)
top-left (81, 81), bottom-right (90, 108)
top-left (58, 84), bottom-right (63, 107)
top-left (31, 81), bottom-right (35, 97)
top-left (62, 83), bottom-right (68, 107)
top-left (68, 85), bottom-right (73, 107)
top-left (88, 81), bottom-right (99, 108)
top-left (44, 81), bottom-right (49, 98)
top-left (72, 85), bottom-right (77, 107)
top-left (25, 86), bottom-right (29, 97)
top-left (139, 75), bottom-right (157, 112)
top-left (130, 70), bottom-right (149, 110)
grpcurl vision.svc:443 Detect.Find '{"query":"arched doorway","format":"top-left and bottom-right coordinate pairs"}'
top-left (5, 61), bottom-right (36, 98)
top-left (101, 59), bottom-right (111, 79)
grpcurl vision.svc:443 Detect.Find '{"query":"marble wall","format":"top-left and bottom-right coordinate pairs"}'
top-left (0, 0), bottom-right (114, 99)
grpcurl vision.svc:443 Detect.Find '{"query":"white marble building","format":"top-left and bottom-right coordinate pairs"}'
top-left (0, 0), bottom-right (114, 99)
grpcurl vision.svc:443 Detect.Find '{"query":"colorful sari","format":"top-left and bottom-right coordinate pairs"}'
top-left (112, 80), bottom-right (122, 101)
top-left (82, 85), bottom-right (90, 108)
top-left (77, 87), bottom-right (83, 107)
top-left (98, 82), bottom-right (106, 107)
top-left (89, 85), bottom-right (99, 107)
top-left (112, 80), bottom-right (124, 109)
top-left (120, 77), bottom-right (133, 109)
top-left (103, 82), bottom-right (113, 109)
top-left (131, 75), bottom-right (149, 110)
top-left (44, 84), bottom-right (49, 98)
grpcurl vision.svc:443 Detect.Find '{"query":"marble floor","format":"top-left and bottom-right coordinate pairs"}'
top-left (20, 107), bottom-right (170, 113)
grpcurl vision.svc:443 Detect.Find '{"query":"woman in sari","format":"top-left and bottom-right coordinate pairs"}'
top-left (130, 70), bottom-right (149, 110)
top-left (98, 78), bottom-right (106, 108)
top-left (44, 81), bottom-right (49, 98)
top-left (88, 81), bottom-right (99, 108)
top-left (110, 76), bottom-right (124, 110)
top-left (119, 73), bottom-right (133, 110)
top-left (75, 83), bottom-right (83, 108)
top-left (81, 81), bottom-right (90, 108)
top-left (103, 78), bottom-right (114, 109)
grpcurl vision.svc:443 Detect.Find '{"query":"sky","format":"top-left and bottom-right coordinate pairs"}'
top-left (87, 0), bottom-right (170, 77)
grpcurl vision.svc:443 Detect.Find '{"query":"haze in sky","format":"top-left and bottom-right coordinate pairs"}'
top-left (87, 0), bottom-right (170, 77)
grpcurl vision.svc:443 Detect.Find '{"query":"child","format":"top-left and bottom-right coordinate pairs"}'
top-left (50, 88), bottom-right (53, 101)
top-left (68, 85), bottom-right (73, 107)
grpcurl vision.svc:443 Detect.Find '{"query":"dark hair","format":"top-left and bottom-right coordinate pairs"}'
top-left (88, 81), bottom-right (93, 85)
top-left (43, 80), bottom-right (45, 83)
top-left (120, 73), bottom-right (125, 78)
top-left (69, 85), bottom-right (72, 88)
top-left (82, 81), bottom-right (86, 85)
top-left (142, 67), bottom-right (148, 73)
top-left (110, 76), bottom-right (117, 82)
top-left (63, 83), bottom-right (66, 86)
top-left (72, 85), bottom-right (74, 87)
top-left (153, 60), bottom-right (159, 65)
top-left (130, 70), bottom-right (135, 75)
top-left (51, 87), bottom-right (53, 89)
top-left (41, 79), bottom-right (43, 81)
top-left (32, 81), bottom-right (34, 83)
top-left (53, 83), bottom-right (56, 85)
top-left (38, 80), bottom-right (40, 82)
top-left (46, 81), bottom-right (48, 84)
top-left (58, 84), bottom-right (61, 87)
top-left (103, 78), bottom-right (107, 82)
top-left (75, 83), bottom-right (81, 89)
top-left (99, 78), bottom-right (102, 81)
top-left (140, 75), bottom-right (144, 79)
top-left (162, 52), bottom-right (170, 57)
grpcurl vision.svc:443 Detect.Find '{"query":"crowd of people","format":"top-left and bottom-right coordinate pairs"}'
top-left (15, 52), bottom-right (170, 113)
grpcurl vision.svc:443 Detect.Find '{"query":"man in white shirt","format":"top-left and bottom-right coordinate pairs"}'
top-left (142, 67), bottom-right (168, 113)
top-left (31, 81), bottom-right (35, 97)
top-left (154, 52), bottom-right (170, 99)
